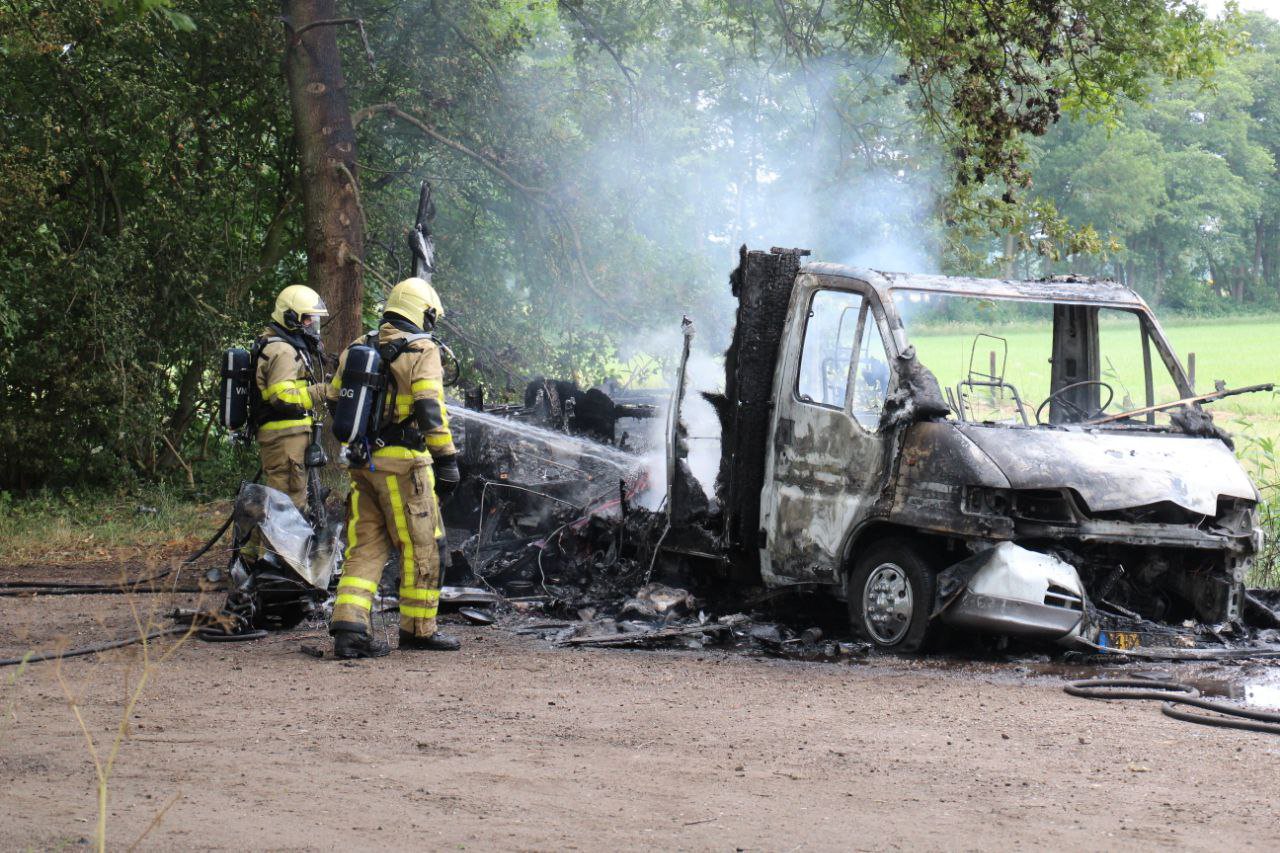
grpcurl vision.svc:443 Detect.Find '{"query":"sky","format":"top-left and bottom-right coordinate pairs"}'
top-left (1200, 0), bottom-right (1280, 17)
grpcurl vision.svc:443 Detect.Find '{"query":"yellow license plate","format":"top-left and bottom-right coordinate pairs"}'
top-left (1104, 631), bottom-right (1141, 650)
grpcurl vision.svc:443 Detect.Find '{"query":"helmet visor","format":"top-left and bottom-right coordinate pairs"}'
top-left (300, 313), bottom-right (324, 341)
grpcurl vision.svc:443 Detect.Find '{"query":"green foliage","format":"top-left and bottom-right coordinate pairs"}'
top-left (102, 0), bottom-right (196, 30)
top-left (1007, 11), bottom-right (1280, 311)
top-left (0, 0), bottom-right (299, 489)
top-left (857, 1), bottom-right (1228, 190)
top-left (1237, 424), bottom-right (1280, 588)
top-left (0, 0), bottom-right (1242, 490)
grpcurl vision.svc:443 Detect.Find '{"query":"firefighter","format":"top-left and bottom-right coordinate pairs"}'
top-left (255, 285), bottom-right (330, 510)
top-left (327, 277), bottom-right (462, 658)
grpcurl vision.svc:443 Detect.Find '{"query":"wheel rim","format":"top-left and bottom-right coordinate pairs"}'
top-left (862, 562), bottom-right (913, 645)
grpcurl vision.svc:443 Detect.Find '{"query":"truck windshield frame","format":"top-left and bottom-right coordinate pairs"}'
top-left (888, 287), bottom-right (1191, 429)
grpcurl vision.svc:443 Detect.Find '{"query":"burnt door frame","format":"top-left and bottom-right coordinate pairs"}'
top-left (760, 274), bottom-right (896, 586)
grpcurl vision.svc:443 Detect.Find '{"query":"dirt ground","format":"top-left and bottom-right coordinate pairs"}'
top-left (3, 570), bottom-right (1280, 852)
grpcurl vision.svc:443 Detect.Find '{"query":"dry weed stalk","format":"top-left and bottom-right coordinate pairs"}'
top-left (2, 653), bottom-right (32, 737)
top-left (52, 559), bottom-right (204, 853)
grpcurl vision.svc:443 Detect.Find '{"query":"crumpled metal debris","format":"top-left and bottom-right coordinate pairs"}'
top-left (560, 613), bottom-right (747, 648)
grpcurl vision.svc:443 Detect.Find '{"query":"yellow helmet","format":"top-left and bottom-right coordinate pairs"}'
top-left (384, 277), bottom-right (445, 329)
top-left (272, 284), bottom-right (329, 334)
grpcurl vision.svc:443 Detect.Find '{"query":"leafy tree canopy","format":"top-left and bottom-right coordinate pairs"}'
top-left (0, 0), bottom-right (1247, 488)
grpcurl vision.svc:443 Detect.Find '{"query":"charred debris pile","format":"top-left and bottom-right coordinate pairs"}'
top-left (429, 246), bottom-right (1280, 663)
top-left (435, 377), bottom-right (859, 658)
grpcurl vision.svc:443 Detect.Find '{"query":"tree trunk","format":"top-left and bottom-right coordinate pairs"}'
top-left (1209, 258), bottom-right (1225, 299)
top-left (159, 356), bottom-right (204, 470)
top-left (1001, 232), bottom-right (1014, 279)
top-left (282, 0), bottom-right (364, 355)
top-left (1266, 218), bottom-right (1278, 298)
top-left (1154, 242), bottom-right (1165, 306)
top-left (1255, 218), bottom-right (1265, 287)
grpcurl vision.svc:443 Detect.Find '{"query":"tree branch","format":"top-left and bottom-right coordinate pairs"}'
top-left (430, 0), bottom-right (509, 97)
top-left (560, 1), bottom-right (638, 86)
top-left (438, 317), bottom-right (524, 385)
top-left (352, 102), bottom-right (629, 322)
top-left (284, 16), bottom-right (375, 66)
top-left (352, 103), bottom-right (547, 196)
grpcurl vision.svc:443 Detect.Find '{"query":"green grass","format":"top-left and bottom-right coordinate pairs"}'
top-left (908, 315), bottom-right (1280, 441)
top-left (0, 485), bottom-right (227, 566)
top-left (1159, 318), bottom-right (1280, 424)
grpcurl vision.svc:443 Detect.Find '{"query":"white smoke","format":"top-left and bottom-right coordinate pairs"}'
top-left (541, 27), bottom-right (945, 513)
top-left (617, 324), bottom-right (724, 511)
top-left (680, 348), bottom-right (724, 498)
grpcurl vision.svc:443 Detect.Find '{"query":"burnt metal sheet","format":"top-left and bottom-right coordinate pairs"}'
top-left (957, 424), bottom-right (1256, 516)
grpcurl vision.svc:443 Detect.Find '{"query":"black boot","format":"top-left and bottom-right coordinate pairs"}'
top-left (399, 630), bottom-right (460, 651)
top-left (333, 629), bottom-right (391, 659)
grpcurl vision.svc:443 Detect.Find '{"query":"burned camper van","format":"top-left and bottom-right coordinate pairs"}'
top-left (688, 248), bottom-right (1267, 652)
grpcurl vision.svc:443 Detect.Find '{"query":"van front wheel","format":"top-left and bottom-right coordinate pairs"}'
top-left (848, 540), bottom-right (937, 653)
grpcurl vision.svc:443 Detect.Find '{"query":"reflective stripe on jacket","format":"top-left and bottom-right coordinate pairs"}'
top-left (255, 333), bottom-right (322, 437)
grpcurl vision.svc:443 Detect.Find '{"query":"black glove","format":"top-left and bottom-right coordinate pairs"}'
top-left (434, 454), bottom-right (460, 496)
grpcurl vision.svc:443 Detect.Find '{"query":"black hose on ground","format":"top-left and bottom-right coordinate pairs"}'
top-left (1066, 678), bottom-right (1280, 736)
top-left (0, 627), bottom-right (190, 668)
top-left (197, 628), bottom-right (269, 643)
top-left (0, 580), bottom-right (125, 589)
top-left (0, 468), bottom-right (261, 597)
top-left (0, 581), bottom-right (203, 594)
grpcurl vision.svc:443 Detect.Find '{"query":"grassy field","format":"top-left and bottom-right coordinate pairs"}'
top-left (0, 486), bottom-right (225, 566)
top-left (1159, 319), bottom-right (1280, 435)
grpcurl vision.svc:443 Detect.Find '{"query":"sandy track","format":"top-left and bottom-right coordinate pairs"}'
top-left (2, 590), bottom-right (1278, 851)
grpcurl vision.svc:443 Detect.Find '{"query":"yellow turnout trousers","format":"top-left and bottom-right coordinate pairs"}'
top-left (330, 462), bottom-right (445, 638)
top-left (259, 431), bottom-right (309, 510)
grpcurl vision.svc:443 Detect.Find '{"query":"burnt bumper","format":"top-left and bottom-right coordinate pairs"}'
top-left (936, 543), bottom-right (1088, 644)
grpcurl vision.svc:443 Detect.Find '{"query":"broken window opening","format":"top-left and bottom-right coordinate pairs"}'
top-left (849, 307), bottom-right (891, 430)
top-left (795, 289), bottom-right (892, 431)
top-left (891, 290), bottom-right (1189, 428)
top-left (796, 289), bottom-right (863, 410)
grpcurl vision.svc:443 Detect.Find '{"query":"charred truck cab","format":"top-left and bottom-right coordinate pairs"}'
top-left (701, 247), bottom-right (1264, 652)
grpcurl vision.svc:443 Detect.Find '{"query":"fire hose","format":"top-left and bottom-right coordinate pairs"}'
top-left (0, 472), bottom-right (266, 664)
top-left (0, 627), bottom-right (192, 669)
top-left (0, 469), bottom-right (260, 600)
top-left (1066, 678), bottom-right (1280, 736)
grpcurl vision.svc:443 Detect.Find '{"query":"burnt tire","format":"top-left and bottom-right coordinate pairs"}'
top-left (848, 539), bottom-right (937, 653)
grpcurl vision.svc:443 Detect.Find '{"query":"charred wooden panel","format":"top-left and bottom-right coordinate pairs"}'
top-left (717, 246), bottom-right (804, 553)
